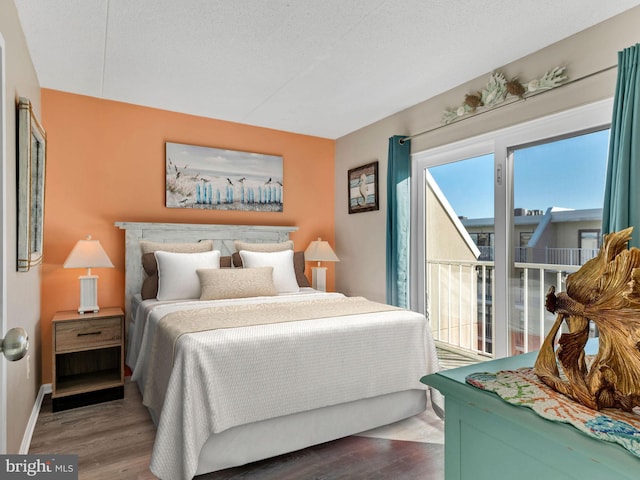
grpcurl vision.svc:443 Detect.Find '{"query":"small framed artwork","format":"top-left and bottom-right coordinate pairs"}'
top-left (348, 161), bottom-right (379, 214)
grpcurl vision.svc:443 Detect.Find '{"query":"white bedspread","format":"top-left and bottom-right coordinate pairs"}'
top-left (131, 291), bottom-right (441, 480)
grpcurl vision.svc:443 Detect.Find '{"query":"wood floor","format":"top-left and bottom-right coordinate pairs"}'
top-left (28, 347), bottom-right (478, 479)
top-left (196, 435), bottom-right (443, 480)
top-left (30, 381), bottom-right (157, 480)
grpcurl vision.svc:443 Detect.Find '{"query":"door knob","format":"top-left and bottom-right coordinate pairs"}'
top-left (0, 328), bottom-right (29, 361)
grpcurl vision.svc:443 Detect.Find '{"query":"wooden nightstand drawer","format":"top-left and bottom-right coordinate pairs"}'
top-left (55, 317), bottom-right (122, 352)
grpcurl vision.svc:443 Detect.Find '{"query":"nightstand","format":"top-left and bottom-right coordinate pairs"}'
top-left (51, 307), bottom-right (124, 412)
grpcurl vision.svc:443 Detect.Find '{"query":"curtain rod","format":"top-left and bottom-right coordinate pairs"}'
top-left (399, 64), bottom-right (618, 145)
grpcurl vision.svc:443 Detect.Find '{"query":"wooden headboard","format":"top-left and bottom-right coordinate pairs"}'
top-left (114, 222), bottom-right (298, 320)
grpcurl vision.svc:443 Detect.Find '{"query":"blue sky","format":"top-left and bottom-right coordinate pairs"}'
top-left (429, 129), bottom-right (610, 219)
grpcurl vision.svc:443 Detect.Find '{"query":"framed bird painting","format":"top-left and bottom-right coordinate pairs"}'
top-left (165, 142), bottom-right (283, 212)
top-left (348, 161), bottom-right (379, 214)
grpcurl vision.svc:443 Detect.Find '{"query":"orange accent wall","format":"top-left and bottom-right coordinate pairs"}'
top-left (40, 89), bottom-right (335, 384)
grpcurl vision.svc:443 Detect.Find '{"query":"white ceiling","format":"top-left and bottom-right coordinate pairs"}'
top-left (14, 1), bottom-right (640, 139)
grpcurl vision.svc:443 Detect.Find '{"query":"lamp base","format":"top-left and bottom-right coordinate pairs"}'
top-left (78, 275), bottom-right (100, 314)
top-left (311, 266), bottom-right (328, 292)
top-left (78, 306), bottom-right (100, 314)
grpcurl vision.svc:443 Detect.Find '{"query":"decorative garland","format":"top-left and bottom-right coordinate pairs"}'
top-left (442, 66), bottom-right (567, 124)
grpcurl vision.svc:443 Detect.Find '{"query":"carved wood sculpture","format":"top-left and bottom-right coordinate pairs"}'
top-left (535, 227), bottom-right (640, 411)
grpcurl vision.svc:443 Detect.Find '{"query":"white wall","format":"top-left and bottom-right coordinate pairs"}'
top-left (334, 6), bottom-right (640, 304)
top-left (0, 0), bottom-right (42, 453)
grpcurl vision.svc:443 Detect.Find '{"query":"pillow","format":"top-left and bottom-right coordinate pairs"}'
top-left (142, 252), bottom-right (230, 276)
top-left (140, 251), bottom-right (232, 300)
top-left (155, 250), bottom-right (221, 301)
top-left (232, 250), bottom-right (309, 287)
top-left (197, 267), bottom-right (277, 300)
top-left (140, 239), bottom-right (214, 256)
top-left (233, 240), bottom-right (293, 253)
top-left (139, 239), bottom-right (215, 300)
top-left (239, 249), bottom-right (300, 293)
top-left (293, 251), bottom-right (310, 287)
top-left (141, 272), bottom-right (159, 301)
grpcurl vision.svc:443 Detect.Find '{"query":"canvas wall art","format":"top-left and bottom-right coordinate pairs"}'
top-left (166, 142), bottom-right (284, 212)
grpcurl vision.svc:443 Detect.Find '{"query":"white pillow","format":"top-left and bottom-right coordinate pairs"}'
top-left (155, 250), bottom-right (221, 301)
top-left (239, 249), bottom-right (300, 294)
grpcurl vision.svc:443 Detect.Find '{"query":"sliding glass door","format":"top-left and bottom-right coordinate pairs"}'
top-left (412, 100), bottom-right (613, 358)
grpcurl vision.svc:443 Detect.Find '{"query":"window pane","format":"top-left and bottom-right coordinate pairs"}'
top-left (426, 154), bottom-right (494, 355)
top-left (509, 129), bottom-right (609, 355)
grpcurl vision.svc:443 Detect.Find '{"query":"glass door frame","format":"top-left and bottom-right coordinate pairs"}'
top-left (0, 33), bottom-right (6, 454)
top-left (411, 98), bottom-right (613, 358)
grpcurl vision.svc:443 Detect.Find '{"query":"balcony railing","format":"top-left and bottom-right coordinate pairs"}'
top-left (426, 258), bottom-right (581, 358)
top-left (514, 247), bottom-right (599, 265)
top-left (478, 246), bottom-right (598, 265)
top-left (545, 247), bottom-right (599, 266)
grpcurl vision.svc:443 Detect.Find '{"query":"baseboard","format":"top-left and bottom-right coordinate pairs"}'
top-left (19, 383), bottom-right (51, 454)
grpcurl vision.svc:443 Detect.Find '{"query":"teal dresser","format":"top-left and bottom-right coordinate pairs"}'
top-left (421, 351), bottom-right (640, 480)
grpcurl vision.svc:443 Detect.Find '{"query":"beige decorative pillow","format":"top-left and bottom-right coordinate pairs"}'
top-left (140, 239), bottom-right (214, 255)
top-left (197, 267), bottom-right (278, 300)
top-left (233, 240), bottom-right (293, 253)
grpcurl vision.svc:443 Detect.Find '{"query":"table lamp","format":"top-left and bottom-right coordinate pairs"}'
top-left (64, 235), bottom-right (114, 313)
top-left (304, 237), bottom-right (339, 291)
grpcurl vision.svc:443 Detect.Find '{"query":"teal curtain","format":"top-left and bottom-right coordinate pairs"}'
top-left (386, 136), bottom-right (411, 308)
top-left (603, 43), bottom-right (640, 248)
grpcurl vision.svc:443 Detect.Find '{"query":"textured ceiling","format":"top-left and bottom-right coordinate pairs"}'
top-left (14, 0), bottom-right (640, 139)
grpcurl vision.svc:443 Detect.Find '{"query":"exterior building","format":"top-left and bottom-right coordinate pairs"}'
top-left (464, 207), bottom-right (601, 265)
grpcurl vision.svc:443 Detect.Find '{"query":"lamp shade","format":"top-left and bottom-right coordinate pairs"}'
top-left (304, 237), bottom-right (339, 262)
top-left (64, 235), bottom-right (114, 269)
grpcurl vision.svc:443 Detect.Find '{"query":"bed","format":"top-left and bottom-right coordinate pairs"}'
top-left (115, 221), bottom-right (443, 480)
